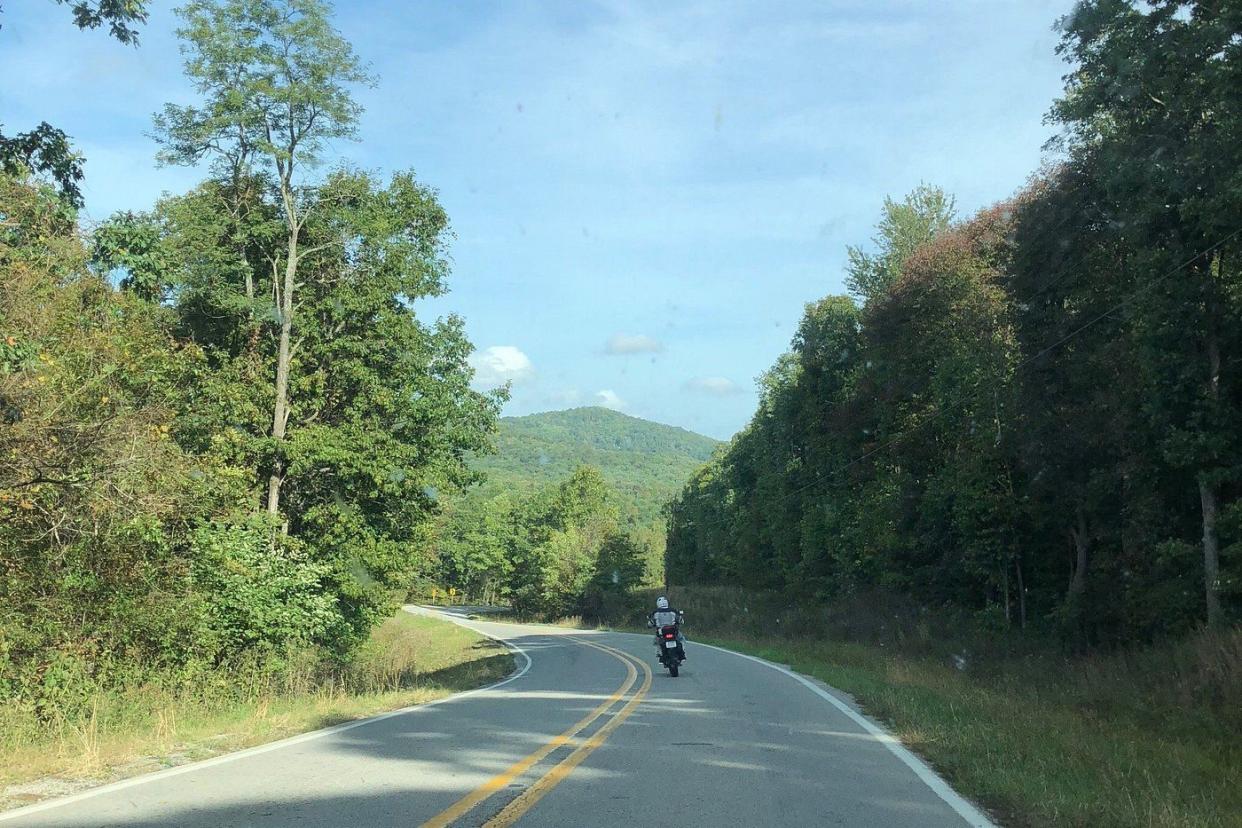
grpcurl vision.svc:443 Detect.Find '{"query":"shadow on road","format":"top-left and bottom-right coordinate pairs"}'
top-left (16, 630), bottom-right (978, 828)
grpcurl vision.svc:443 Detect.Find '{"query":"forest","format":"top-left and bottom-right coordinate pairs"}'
top-left (432, 464), bottom-right (651, 616)
top-left (665, 1), bottom-right (1242, 646)
top-left (474, 407), bottom-right (718, 524)
top-left (1, 0), bottom-right (500, 721)
top-left (429, 408), bottom-right (718, 612)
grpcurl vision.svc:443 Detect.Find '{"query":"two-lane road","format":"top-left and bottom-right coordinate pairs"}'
top-left (2, 608), bottom-right (994, 827)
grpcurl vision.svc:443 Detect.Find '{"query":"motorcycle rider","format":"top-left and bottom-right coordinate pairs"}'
top-left (648, 596), bottom-right (686, 659)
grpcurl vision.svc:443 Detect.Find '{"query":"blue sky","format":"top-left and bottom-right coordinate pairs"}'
top-left (1, 0), bottom-right (1073, 439)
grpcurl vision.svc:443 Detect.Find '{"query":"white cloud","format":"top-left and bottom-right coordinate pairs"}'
top-left (594, 389), bottom-right (627, 410)
top-left (684, 376), bottom-right (742, 396)
top-left (468, 345), bottom-right (534, 389)
top-left (604, 333), bottom-right (664, 355)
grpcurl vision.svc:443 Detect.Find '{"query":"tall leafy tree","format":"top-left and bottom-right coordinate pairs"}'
top-left (277, 169), bottom-right (501, 636)
top-left (139, 166), bottom-right (500, 645)
top-left (438, 495), bottom-right (516, 605)
top-left (153, 0), bottom-right (374, 522)
top-left (482, 466), bottom-right (632, 616)
top-left (845, 184), bottom-right (956, 304)
top-left (1052, 0), bottom-right (1242, 626)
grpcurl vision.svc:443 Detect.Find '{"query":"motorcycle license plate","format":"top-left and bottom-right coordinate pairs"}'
top-left (664, 641), bottom-right (678, 649)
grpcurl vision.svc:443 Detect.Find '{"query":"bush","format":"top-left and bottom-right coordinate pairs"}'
top-left (190, 518), bottom-right (339, 658)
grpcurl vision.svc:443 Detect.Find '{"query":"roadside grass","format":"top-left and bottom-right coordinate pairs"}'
top-left (698, 631), bottom-right (1242, 828)
top-left (487, 610), bottom-right (596, 629)
top-left (0, 611), bottom-right (512, 811)
top-left (573, 585), bottom-right (1241, 828)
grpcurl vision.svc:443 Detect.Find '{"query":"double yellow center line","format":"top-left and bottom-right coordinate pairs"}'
top-left (420, 637), bottom-right (652, 828)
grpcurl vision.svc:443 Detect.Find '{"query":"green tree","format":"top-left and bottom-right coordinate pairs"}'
top-left (0, 176), bottom-right (232, 710)
top-left (664, 452), bottom-right (733, 586)
top-left (155, 167), bottom-right (500, 645)
top-left (0, 124), bottom-right (85, 209)
top-left (1053, 0), bottom-right (1242, 627)
top-left (54, 1), bottom-right (150, 43)
top-left (845, 184), bottom-right (956, 304)
top-left (282, 170), bottom-right (502, 637)
top-left (153, 0), bottom-right (374, 522)
top-left (787, 296), bottom-right (864, 592)
top-left (90, 210), bottom-right (172, 301)
top-left (438, 495), bottom-right (516, 604)
top-left (861, 207), bottom-right (1021, 612)
top-left (491, 466), bottom-right (632, 616)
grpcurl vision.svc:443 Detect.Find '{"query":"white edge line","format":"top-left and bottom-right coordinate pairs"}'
top-left (399, 610), bottom-right (995, 828)
top-left (574, 626), bottom-right (996, 828)
top-left (688, 640), bottom-right (997, 828)
top-left (0, 614), bottom-right (532, 824)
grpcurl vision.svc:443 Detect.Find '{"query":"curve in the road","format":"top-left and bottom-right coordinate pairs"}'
top-left (0, 609), bottom-right (998, 828)
top-left (483, 639), bottom-right (653, 828)
top-left (420, 637), bottom-right (645, 828)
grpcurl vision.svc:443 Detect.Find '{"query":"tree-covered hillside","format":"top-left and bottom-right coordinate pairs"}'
top-left (470, 407), bottom-right (718, 522)
top-left (429, 409), bottom-right (718, 606)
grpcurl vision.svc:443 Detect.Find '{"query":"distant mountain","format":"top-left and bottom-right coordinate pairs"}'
top-left (469, 407), bottom-right (719, 522)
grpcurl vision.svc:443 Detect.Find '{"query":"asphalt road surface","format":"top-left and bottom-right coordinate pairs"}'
top-left (1, 608), bottom-right (995, 827)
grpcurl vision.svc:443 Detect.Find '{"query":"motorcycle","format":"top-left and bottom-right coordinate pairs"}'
top-left (655, 624), bottom-right (684, 677)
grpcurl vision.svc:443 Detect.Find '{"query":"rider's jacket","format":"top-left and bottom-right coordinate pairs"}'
top-left (650, 608), bottom-right (682, 627)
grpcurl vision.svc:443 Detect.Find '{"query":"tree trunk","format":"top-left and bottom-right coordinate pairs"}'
top-left (1199, 477), bottom-right (1222, 628)
top-left (1014, 552), bottom-right (1027, 629)
top-left (246, 277), bottom-right (261, 355)
top-left (266, 231), bottom-right (296, 520)
top-left (228, 159), bottom-right (261, 355)
top-left (244, 264), bottom-right (259, 352)
top-left (1068, 508), bottom-right (1089, 606)
top-left (1002, 567), bottom-right (1011, 624)
top-left (1063, 506), bottom-right (1092, 645)
top-left (1063, 512), bottom-right (1091, 648)
top-left (1200, 254), bottom-right (1223, 628)
top-left (1000, 463), bottom-right (1025, 629)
